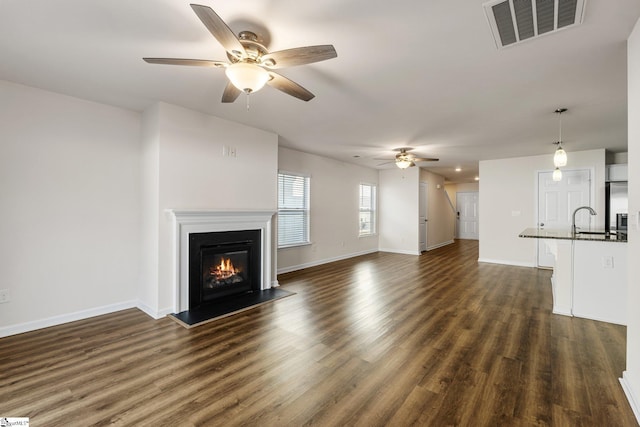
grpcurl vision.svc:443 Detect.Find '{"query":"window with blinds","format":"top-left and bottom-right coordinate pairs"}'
top-left (359, 183), bottom-right (377, 236)
top-left (277, 172), bottom-right (310, 248)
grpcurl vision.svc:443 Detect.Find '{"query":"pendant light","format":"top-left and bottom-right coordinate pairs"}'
top-left (553, 108), bottom-right (568, 167)
top-left (552, 167), bottom-right (563, 182)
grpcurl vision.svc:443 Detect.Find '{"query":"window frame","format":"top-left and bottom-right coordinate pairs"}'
top-left (277, 171), bottom-right (311, 249)
top-left (358, 182), bottom-right (377, 237)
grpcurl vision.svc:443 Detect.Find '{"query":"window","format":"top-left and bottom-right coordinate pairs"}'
top-left (359, 183), bottom-right (377, 236)
top-left (278, 172), bottom-right (310, 248)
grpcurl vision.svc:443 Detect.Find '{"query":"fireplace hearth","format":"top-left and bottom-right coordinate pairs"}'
top-left (189, 230), bottom-right (261, 310)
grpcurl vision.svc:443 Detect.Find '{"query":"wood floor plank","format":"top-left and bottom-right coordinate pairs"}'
top-left (1, 240), bottom-right (637, 426)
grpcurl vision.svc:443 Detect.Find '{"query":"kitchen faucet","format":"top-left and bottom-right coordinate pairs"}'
top-left (572, 206), bottom-right (597, 235)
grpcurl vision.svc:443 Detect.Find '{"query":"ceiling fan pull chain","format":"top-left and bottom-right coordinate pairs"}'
top-left (246, 93), bottom-right (250, 111)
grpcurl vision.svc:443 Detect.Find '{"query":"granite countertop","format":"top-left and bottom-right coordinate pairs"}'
top-left (519, 227), bottom-right (627, 243)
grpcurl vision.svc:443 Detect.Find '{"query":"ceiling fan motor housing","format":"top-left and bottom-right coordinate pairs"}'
top-left (227, 31), bottom-right (269, 63)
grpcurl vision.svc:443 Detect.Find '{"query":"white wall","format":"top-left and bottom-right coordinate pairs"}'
top-left (139, 104), bottom-right (161, 314)
top-left (621, 17), bottom-right (640, 423)
top-left (379, 167), bottom-right (420, 255)
top-left (0, 80), bottom-right (141, 335)
top-left (479, 149), bottom-right (606, 266)
top-left (140, 102), bottom-right (279, 316)
top-left (420, 169), bottom-right (456, 248)
top-left (277, 147), bottom-right (379, 273)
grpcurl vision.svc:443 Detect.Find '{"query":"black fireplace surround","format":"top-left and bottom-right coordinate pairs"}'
top-left (188, 229), bottom-right (261, 310)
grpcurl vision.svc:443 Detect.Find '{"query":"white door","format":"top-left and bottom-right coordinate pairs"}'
top-left (537, 169), bottom-right (591, 267)
top-left (457, 192), bottom-right (479, 240)
top-left (419, 182), bottom-right (428, 252)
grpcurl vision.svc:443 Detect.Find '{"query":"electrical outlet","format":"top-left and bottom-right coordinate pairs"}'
top-left (602, 256), bottom-right (614, 269)
top-left (0, 288), bottom-right (9, 303)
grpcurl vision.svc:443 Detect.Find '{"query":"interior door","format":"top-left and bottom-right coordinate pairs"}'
top-left (419, 182), bottom-right (428, 252)
top-left (537, 169), bottom-right (591, 267)
top-left (457, 192), bottom-right (479, 240)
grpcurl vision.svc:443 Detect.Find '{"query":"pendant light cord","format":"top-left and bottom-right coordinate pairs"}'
top-left (555, 107), bottom-right (567, 146)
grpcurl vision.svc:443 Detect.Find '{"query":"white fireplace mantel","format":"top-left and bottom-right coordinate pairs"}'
top-left (167, 209), bottom-right (276, 313)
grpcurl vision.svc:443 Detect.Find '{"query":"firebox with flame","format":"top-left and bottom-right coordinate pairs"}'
top-left (209, 257), bottom-right (243, 283)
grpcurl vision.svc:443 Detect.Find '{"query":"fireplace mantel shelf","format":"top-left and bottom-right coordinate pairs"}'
top-left (167, 209), bottom-right (276, 221)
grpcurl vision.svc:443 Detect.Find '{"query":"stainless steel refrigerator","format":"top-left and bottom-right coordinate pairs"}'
top-left (605, 181), bottom-right (628, 232)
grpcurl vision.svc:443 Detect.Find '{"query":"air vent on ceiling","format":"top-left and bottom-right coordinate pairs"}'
top-left (483, 0), bottom-right (586, 49)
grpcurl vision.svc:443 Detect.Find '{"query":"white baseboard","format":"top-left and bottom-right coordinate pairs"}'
top-left (0, 300), bottom-right (138, 338)
top-left (156, 307), bottom-right (174, 318)
top-left (477, 258), bottom-right (536, 268)
top-left (552, 306), bottom-right (573, 317)
top-left (572, 311), bottom-right (626, 326)
top-left (137, 301), bottom-right (172, 319)
top-left (378, 248), bottom-right (421, 256)
top-left (277, 249), bottom-right (379, 274)
top-left (278, 243), bottom-right (456, 274)
top-left (427, 240), bottom-right (455, 251)
top-left (620, 371), bottom-right (640, 425)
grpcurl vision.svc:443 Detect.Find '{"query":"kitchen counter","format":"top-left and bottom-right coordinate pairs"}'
top-left (519, 227), bottom-right (627, 242)
top-left (518, 227), bottom-right (627, 325)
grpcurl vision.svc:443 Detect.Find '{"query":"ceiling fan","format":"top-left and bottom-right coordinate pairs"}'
top-left (143, 4), bottom-right (337, 103)
top-left (377, 148), bottom-right (439, 169)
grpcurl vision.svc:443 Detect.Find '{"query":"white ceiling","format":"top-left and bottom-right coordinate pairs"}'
top-left (1, 0), bottom-right (638, 183)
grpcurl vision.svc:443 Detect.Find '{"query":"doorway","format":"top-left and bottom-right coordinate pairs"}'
top-left (419, 182), bottom-right (428, 252)
top-left (536, 169), bottom-right (591, 268)
top-left (457, 192), bottom-right (479, 240)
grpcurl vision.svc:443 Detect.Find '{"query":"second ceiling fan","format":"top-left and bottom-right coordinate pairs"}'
top-left (378, 148), bottom-right (439, 169)
top-left (143, 4), bottom-right (337, 103)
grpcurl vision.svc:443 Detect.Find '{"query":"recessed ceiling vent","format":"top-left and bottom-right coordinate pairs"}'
top-left (483, 0), bottom-right (586, 49)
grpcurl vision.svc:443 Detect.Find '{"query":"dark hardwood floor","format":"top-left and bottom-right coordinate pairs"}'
top-left (1, 240), bottom-right (636, 426)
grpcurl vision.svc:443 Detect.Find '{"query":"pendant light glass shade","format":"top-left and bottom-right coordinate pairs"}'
top-left (552, 167), bottom-right (562, 182)
top-left (554, 144), bottom-right (567, 167)
top-left (552, 108), bottom-right (568, 169)
top-left (225, 62), bottom-right (270, 93)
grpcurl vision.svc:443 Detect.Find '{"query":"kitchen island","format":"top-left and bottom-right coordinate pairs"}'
top-left (519, 227), bottom-right (627, 325)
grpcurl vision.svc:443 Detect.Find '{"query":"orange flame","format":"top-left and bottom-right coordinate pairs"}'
top-left (210, 257), bottom-right (240, 281)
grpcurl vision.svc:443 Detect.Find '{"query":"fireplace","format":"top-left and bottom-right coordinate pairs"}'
top-left (189, 230), bottom-right (261, 310)
top-left (169, 210), bottom-right (275, 313)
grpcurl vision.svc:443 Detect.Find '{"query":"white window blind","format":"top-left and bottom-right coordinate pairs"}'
top-left (278, 172), bottom-right (310, 247)
top-left (359, 183), bottom-right (377, 236)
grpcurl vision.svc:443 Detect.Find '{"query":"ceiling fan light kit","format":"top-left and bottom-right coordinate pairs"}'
top-left (396, 159), bottom-right (413, 169)
top-left (225, 62), bottom-right (270, 93)
top-left (142, 4), bottom-right (337, 103)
